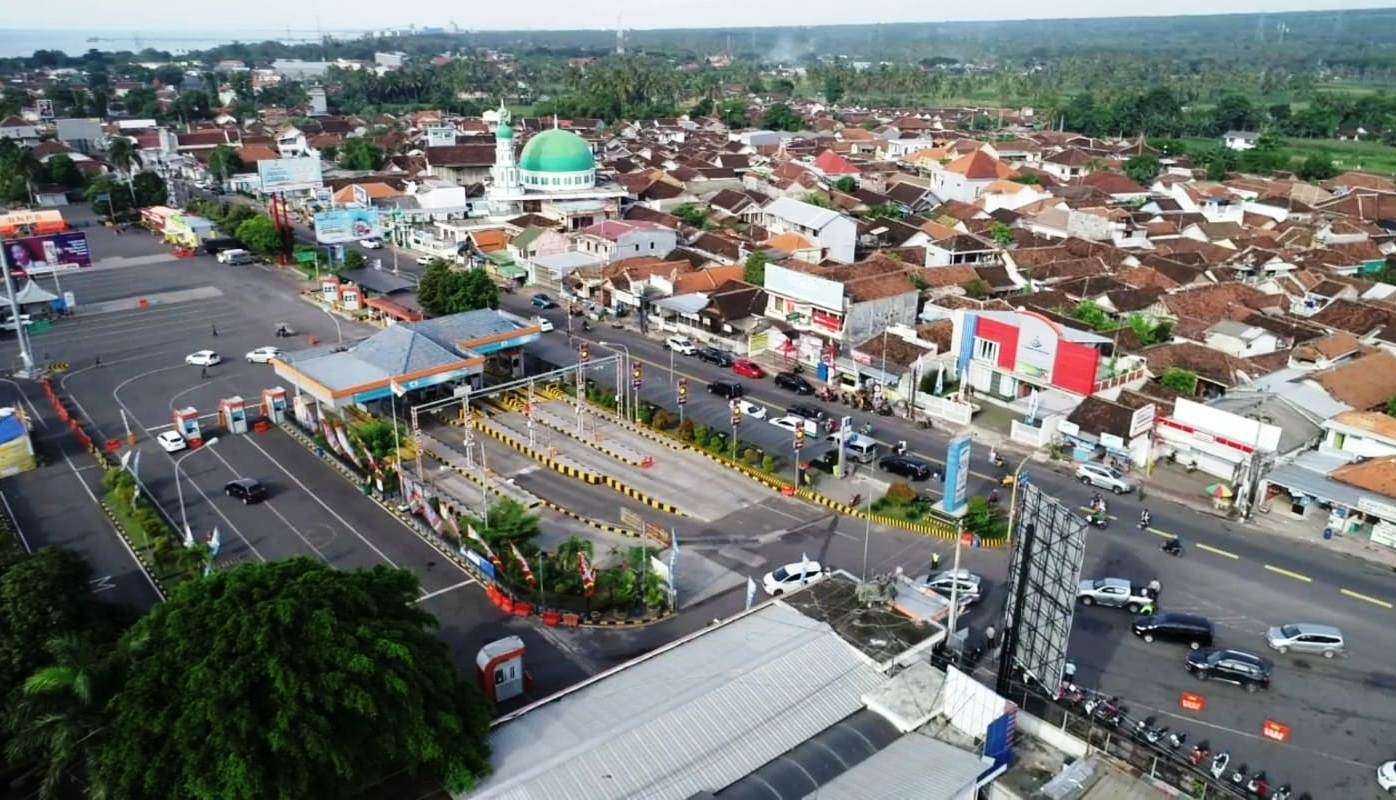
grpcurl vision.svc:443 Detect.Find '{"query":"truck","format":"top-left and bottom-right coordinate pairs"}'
top-left (216, 248), bottom-right (257, 265)
top-left (1076, 577), bottom-right (1156, 613)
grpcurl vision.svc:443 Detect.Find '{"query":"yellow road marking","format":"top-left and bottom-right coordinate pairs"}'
top-left (1196, 542), bottom-right (1240, 560)
top-left (1264, 564), bottom-right (1313, 583)
top-left (1146, 526), bottom-right (1173, 538)
top-left (1340, 588), bottom-right (1393, 609)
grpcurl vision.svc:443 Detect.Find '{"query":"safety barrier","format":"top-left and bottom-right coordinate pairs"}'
top-left (502, 391), bottom-right (647, 468)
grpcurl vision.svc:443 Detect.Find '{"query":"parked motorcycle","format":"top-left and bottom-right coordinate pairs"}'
top-left (1162, 538), bottom-right (1183, 556)
top-left (1231, 764), bottom-right (1249, 787)
top-left (1270, 784), bottom-right (1292, 800)
top-left (1189, 740), bottom-right (1211, 767)
top-left (1247, 770), bottom-right (1269, 797)
top-left (1167, 730), bottom-right (1188, 750)
top-left (1210, 751), bottom-right (1231, 780)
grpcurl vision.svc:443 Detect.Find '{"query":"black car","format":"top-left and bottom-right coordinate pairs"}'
top-left (879, 455), bottom-right (933, 481)
top-left (708, 379), bottom-right (745, 399)
top-left (1186, 648), bottom-right (1273, 693)
top-left (224, 478), bottom-right (268, 504)
top-left (696, 347), bottom-right (734, 367)
top-left (531, 293), bottom-right (558, 310)
top-left (805, 449), bottom-right (840, 474)
top-left (788, 403), bottom-right (826, 421)
top-left (1131, 613), bottom-right (1214, 650)
top-left (774, 372), bottom-right (814, 395)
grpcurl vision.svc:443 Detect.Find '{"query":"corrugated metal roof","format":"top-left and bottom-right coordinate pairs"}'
top-left (801, 733), bottom-right (983, 800)
top-left (471, 603), bottom-right (885, 800)
top-left (763, 197), bottom-right (844, 232)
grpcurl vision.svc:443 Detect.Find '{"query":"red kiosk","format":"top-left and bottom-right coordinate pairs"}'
top-left (476, 636), bottom-right (526, 703)
top-left (218, 396), bottom-right (248, 434)
top-left (261, 388), bottom-right (288, 425)
top-left (173, 407), bottom-right (201, 446)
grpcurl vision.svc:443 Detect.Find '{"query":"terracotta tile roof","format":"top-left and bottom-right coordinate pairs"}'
top-left (235, 143), bottom-right (280, 164)
top-left (425, 144), bottom-right (495, 167)
top-left (1312, 351), bottom-right (1396, 410)
top-left (1067, 395), bottom-right (1136, 439)
top-left (1309, 299), bottom-right (1396, 337)
top-left (1160, 283), bottom-right (1272, 324)
top-left (916, 319), bottom-right (953, 352)
top-left (914, 265), bottom-right (978, 288)
top-left (1331, 456), bottom-right (1396, 499)
top-left (943, 150), bottom-right (1016, 181)
top-left (1143, 341), bottom-right (1256, 387)
top-left (813, 149), bottom-right (860, 175)
top-left (1291, 330), bottom-right (1361, 361)
top-left (674, 264), bottom-right (744, 294)
top-left (1330, 410), bottom-right (1396, 441)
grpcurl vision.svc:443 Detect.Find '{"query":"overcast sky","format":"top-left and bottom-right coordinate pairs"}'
top-left (17, 0), bottom-right (1395, 34)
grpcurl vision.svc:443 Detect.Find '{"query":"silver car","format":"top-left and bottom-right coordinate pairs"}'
top-left (1075, 462), bottom-right (1135, 494)
top-left (1266, 623), bottom-right (1345, 658)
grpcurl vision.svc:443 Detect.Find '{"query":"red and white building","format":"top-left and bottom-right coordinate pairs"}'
top-left (951, 309), bottom-right (1147, 400)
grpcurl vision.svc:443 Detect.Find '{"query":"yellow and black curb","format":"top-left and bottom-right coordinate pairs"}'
top-left (97, 499), bottom-right (170, 600)
top-left (504, 391), bottom-right (647, 467)
top-left (423, 449), bottom-right (544, 510)
top-left (537, 496), bottom-right (643, 539)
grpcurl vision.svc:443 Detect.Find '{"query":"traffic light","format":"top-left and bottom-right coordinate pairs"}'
top-left (579, 342), bottom-right (590, 364)
top-left (794, 427), bottom-right (805, 451)
top-left (677, 378), bottom-right (688, 406)
top-left (632, 363), bottom-right (643, 389)
top-left (731, 404), bottom-right (742, 428)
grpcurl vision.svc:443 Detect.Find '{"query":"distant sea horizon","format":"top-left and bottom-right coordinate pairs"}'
top-left (0, 28), bottom-right (367, 59)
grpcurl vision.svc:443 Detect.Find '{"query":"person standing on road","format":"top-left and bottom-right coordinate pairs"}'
top-left (200, 366), bottom-right (208, 379)
top-left (211, 323), bottom-right (218, 337)
top-left (930, 551), bottom-right (942, 572)
top-left (1146, 578), bottom-right (1161, 600)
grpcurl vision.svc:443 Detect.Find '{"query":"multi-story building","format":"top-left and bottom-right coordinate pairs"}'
top-left (746, 197), bottom-right (858, 264)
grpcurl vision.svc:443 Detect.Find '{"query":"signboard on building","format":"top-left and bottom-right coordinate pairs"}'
top-left (313, 209), bottom-right (383, 243)
top-left (1014, 314), bottom-right (1059, 379)
top-left (425, 126), bottom-right (457, 147)
top-left (1128, 403), bottom-right (1157, 438)
top-left (943, 435), bottom-right (972, 514)
top-left (257, 156), bottom-right (324, 192)
top-left (2, 232), bottom-right (91, 273)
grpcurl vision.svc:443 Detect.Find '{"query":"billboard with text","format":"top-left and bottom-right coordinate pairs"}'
top-left (314, 209), bottom-right (383, 243)
top-left (257, 157), bottom-right (323, 192)
top-left (2, 232), bottom-right (92, 274)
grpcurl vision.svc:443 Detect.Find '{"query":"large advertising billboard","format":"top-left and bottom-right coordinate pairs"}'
top-left (942, 435), bottom-right (972, 515)
top-left (257, 156), bottom-right (324, 192)
top-left (2, 232), bottom-right (92, 274)
top-left (314, 209), bottom-right (383, 244)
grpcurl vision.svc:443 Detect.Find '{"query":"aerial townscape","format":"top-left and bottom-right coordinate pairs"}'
top-left (3, 4), bottom-right (1396, 799)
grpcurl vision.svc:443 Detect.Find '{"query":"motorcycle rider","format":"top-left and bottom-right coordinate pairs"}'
top-left (1139, 508), bottom-right (1151, 529)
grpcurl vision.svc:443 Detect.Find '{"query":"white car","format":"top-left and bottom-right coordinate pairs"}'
top-left (361, 238), bottom-right (383, 249)
top-left (1, 314), bottom-right (33, 331)
top-left (769, 415), bottom-right (818, 436)
top-left (156, 430), bottom-right (187, 453)
top-left (1377, 760), bottom-right (1396, 793)
top-left (762, 560), bottom-right (827, 596)
top-left (185, 350), bottom-right (222, 366)
top-left (664, 335), bottom-right (697, 355)
top-left (533, 316), bottom-right (554, 333)
top-left (1075, 462), bottom-right (1136, 494)
top-left (733, 399), bottom-right (767, 420)
top-left (245, 346), bottom-right (281, 364)
top-left (915, 569), bottom-right (984, 606)
top-left (415, 254), bottom-right (436, 266)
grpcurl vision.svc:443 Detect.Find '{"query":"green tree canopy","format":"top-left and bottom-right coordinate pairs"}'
top-left (235, 215), bottom-right (284, 255)
top-left (43, 154), bottom-right (85, 188)
top-left (465, 498), bottom-right (540, 548)
top-left (1159, 368), bottom-right (1199, 395)
top-left (89, 559), bottom-right (493, 799)
top-left (744, 251), bottom-right (768, 285)
top-left (962, 278), bottom-right (990, 299)
top-left (1296, 153), bottom-right (1338, 182)
top-left (989, 221), bottom-right (1015, 247)
top-left (760, 103), bottom-right (804, 132)
top-left (832, 176), bottom-right (858, 193)
top-left (207, 144), bottom-right (244, 182)
top-left (338, 137), bottom-right (384, 171)
top-left (718, 100), bottom-right (749, 129)
top-left (1123, 155), bottom-right (1160, 185)
top-left (1070, 301), bottom-right (1114, 331)
top-left (1128, 314), bottom-right (1173, 345)
top-left (417, 261), bottom-right (499, 316)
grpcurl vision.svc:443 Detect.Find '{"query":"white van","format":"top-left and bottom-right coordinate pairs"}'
top-left (216, 248), bottom-right (255, 265)
top-left (843, 433), bottom-right (879, 464)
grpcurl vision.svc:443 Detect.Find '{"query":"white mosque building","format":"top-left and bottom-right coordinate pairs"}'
top-left (486, 106), bottom-right (625, 229)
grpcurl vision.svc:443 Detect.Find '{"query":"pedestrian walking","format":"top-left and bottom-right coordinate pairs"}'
top-left (930, 552), bottom-right (942, 572)
top-left (94, 355), bottom-right (101, 368)
top-left (200, 366), bottom-right (208, 379)
top-left (211, 323), bottom-right (219, 337)
top-left (984, 625), bottom-right (997, 649)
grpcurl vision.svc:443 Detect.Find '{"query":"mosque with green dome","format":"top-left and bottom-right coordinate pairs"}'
top-left (486, 105), bottom-right (625, 227)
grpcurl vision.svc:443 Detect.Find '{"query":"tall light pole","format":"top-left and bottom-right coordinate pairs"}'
top-left (174, 437), bottom-right (220, 538)
top-left (321, 306), bottom-right (343, 345)
top-left (598, 341), bottom-right (631, 422)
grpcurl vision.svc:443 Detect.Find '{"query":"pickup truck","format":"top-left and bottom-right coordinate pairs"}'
top-left (1076, 577), bottom-right (1156, 613)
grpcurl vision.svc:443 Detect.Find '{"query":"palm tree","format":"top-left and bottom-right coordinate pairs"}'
top-left (5, 635), bottom-right (113, 800)
top-left (104, 137), bottom-right (140, 204)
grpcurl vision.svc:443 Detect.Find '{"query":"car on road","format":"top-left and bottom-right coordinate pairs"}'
top-left (805, 449), bottom-right (840, 474)
top-left (1185, 648), bottom-right (1273, 692)
top-left (787, 403), bottom-right (826, 422)
top-left (769, 415), bottom-right (819, 436)
top-left (361, 238), bottom-right (383, 249)
top-left (1378, 760), bottom-right (1396, 794)
top-left (1077, 578), bottom-right (1156, 613)
top-left (245, 346), bottom-right (281, 364)
top-left (915, 569), bottom-right (984, 606)
top-left (533, 316), bottom-right (555, 333)
top-left (1, 314), bottom-right (33, 331)
top-left (1131, 613), bottom-right (1213, 650)
top-left (732, 359), bottom-right (766, 379)
top-left (733, 399), bottom-right (767, 420)
top-left (774, 372), bottom-right (814, 395)
top-left (879, 454), bottom-right (933, 481)
top-left (1075, 462), bottom-right (1135, 494)
top-left (415, 254), bottom-right (436, 266)
top-left (156, 431), bottom-right (187, 453)
top-left (762, 560), bottom-right (827, 596)
top-left (697, 346), bottom-right (734, 367)
top-left (664, 335), bottom-right (697, 355)
top-left (1265, 622), bottom-right (1345, 658)
top-left (185, 350), bottom-right (222, 366)
top-left (215, 248), bottom-right (256, 265)
top-left (531, 293), bottom-right (558, 309)
top-left (708, 379), bottom-right (744, 400)
top-left (224, 478), bottom-right (268, 505)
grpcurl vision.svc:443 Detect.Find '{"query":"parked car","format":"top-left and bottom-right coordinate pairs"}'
top-left (708, 379), bottom-right (744, 400)
top-left (415, 254), bottom-right (435, 266)
top-left (156, 430), bottom-right (187, 453)
top-left (216, 248), bottom-right (256, 265)
top-left (1131, 613), bottom-right (1214, 650)
top-left (733, 399), bottom-right (767, 420)
top-left (769, 415), bottom-right (818, 436)
top-left (806, 449), bottom-right (840, 474)
top-left (1185, 648), bottom-right (1273, 693)
top-left (224, 478), bottom-right (268, 504)
top-left (1075, 462), bottom-right (1135, 494)
top-left (916, 569), bottom-right (984, 606)
top-left (762, 560), bottom-right (827, 596)
top-left (1077, 578), bottom-right (1155, 613)
top-left (1, 314), bottom-right (33, 331)
top-left (185, 350), bottom-right (222, 366)
top-left (1265, 623), bottom-right (1345, 658)
top-left (1377, 760), bottom-right (1396, 793)
top-left (361, 238), bottom-right (383, 249)
top-left (533, 316), bottom-right (555, 333)
top-left (774, 372), bottom-right (814, 395)
top-left (664, 335), bottom-right (697, 355)
top-left (787, 403), bottom-right (826, 422)
top-left (531, 293), bottom-right (558, 309)
top-left (697, 346), bottom-right (734, 367)
top-left (245, 346), bottom-right (281, 364)
top-left (879, 454), bottom-right (933, 481)
top-left (732, 359), bottom-right (766, 379)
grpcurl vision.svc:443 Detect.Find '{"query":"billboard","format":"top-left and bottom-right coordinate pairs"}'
top-left (257, 156), bottom-right (323, 192)
top-left (2, 232), bottom-right (92, 273)
top-left (314, 209), bottom-right (383, 244)
top-left (943, 435), bottom-right (972, 515)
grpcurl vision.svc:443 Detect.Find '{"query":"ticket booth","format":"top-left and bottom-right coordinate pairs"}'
top-left (320, 275), bottom-right (342, 305)
top-left (340, 283), bottom-right (361, 312)
top-left (476, 636), bottom-right (525, 703)
top-left (219, 396), bottom-right (248, 434)
top-left (173, 407), bottom-right (201, 443)
top-left (261, 388), bottom-right (287, 424)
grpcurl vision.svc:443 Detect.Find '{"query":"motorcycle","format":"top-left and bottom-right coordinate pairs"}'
top-left (1247, 771), bottom-right (1269, 797)
top-left (1162, 538), bottom-right (1183, 556)
top-left (1133, 715), bottom-right (1156, 739)
top-left (1167, 730), bottom-right (1187, 750)
top-left (990, 454), bottom-right (1006, 469)
top-left (1086, 513), bottom-right (1109, 529)
top-left (1270, 784), bottom-right (1292, 800)
top-left (1189, 740), bottom-right (1210, 767)
top-left (860, 423), bottom-right (874, 435)
top-left (1210, 751), bottom-right (1231, 780)
top-left (1231, 764), bottom-right (1249, 787)
top-left (581, 320), bottom-right (591, 332)
top-left (1144, 724), bottom-right (1167, 746)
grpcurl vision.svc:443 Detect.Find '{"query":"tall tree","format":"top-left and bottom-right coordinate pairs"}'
top-left (104, 137), bottom-right (140, 204)
top-left (89, 559), bottom-right (493, 799)
top-left (207, 144), bottom-right (244, 183)
top-left (338, 138), bottom-right (384, 171)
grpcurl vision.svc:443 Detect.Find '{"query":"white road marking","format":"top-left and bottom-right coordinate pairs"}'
top-left (0, 490), bottom-right (31, 553)
top-left (415, 579), bottom-right (476, 603)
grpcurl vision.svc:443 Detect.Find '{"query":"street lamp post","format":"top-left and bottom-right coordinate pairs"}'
top-left (598, 341), bottom-right (633, 424)
top-left (321, 306), bottom-right (343, 345)
top-left (174, 437), bottom-right (220, 537)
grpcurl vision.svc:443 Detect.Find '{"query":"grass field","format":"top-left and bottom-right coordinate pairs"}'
top-left (1176, 135), bottom-right (1396, 176)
